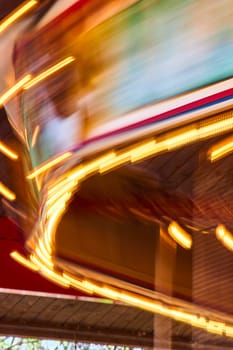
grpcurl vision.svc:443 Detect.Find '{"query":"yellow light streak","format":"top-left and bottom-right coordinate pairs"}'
top-left (166, 128), bottom-right (198, 150)
top-left (64, 166), bottom-right (88, 183)
top-left (46, 198), bottom-right (69, 251)
top-left (27, 152), bottom-right (72, 179)
top-left (191, 316), bottom-right (209, 330)
top-left (10, 251), bottom-right (39, 272)
top-left (170, 309), bottom-right (198, 324)
top-left (100, 286), bottom-right (120, 300)
top-left (124, 293), bottom-right (165, 316)
top-left (132, 141), bottom-right (167, 163)
top-left (48, 178), bottom-right (78, 198)
top-left (24, 56), bottom-right (76, 90)
top-left (0, 182), bottom-right (16, 201)
top-left (82, 281), bottom-right (119, 299)
top-left (35, 244), bottom-right (53, 269)
top-left (199, 116), bottom-right (233, 139)
top-left (226, 326), bottom-right (233, 337)
top-left (30, 254), bottom-right (54, 270)
top-left (47, 189), bottom-right (72, 208)
top-left (84, 153), bottom-right (116, 174)
top-left (40, 268), bottom-right (70, 288)
top-left (99, 153), bottom-right (130, 173)
top-left (65, 276), bottom-right (168, 316)
top-left (113, 291), bottom-right (166, 315)
top-left (0, 141), bottom-right (18, 160)
top-left (40, 271), bottom-right (70, 288)
top-left (63, 273), bottom-right (93, 295)
top-left (40, 270), bottom-right (70, 289)
top-left (209, 136), bottom-right (233, 162)
top-left (130, 139), bottom-right (156, 162)
top-left (69, 152), bottom-right (116, 181)
top-left (44, 228), bottom-right (52, 255)
top-left (38, 238), bottom-right (51, 259)
top-left (168, 221), bottom-right (192, 249)
top-left (0, 0), bottom-right (38, 34)
top-left (216, 225), bottom-right (233, 251)
top-left (46, 193), bottom-right (70, 219)
top-left (30, 255), bottom-right (70, 288)
top-left (80, 280), bottom-right (96, 293)
top-left (206, 320), bottom-right (226, 335)
top-left (48, 153), bottom-right (116, 199)
top-left (0, 75), bottom-right (31, 106)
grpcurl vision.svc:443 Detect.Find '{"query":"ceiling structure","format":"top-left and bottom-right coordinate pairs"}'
top-left (0, 292), bottom-right (154, 347)
top-left (1, 291), bottom-right (233, 349)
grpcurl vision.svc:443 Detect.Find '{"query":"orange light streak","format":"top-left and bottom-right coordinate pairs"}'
top-left (216, 225), bottom-right (233, 251)
top-left (0, 182), bottom-right (16, 201)
top-left (24, 56), bottom-right (76, 90)
top-left (10, 251), bottom-right (39, 272)
top-left (0, 0), bottom-right (38, 34)
top-left (27, 152), bottom-right (72, 179)
top-left (168, 221), bottom-right (192, 249)
top-left (0, 141), bottom-right (18, 160)
top-left (209, 136), bottom-right (233, 162)
top-left (0, 75), bottom-right (31, 106)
